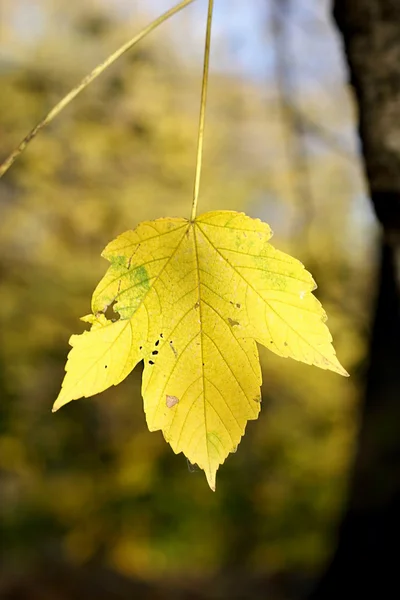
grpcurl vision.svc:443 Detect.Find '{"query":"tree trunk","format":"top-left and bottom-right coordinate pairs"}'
top-left (309, 1), bottom-right (400, 597)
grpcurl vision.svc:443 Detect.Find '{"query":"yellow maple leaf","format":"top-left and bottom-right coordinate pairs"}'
top-left (54, 211), bottom-right (348, 490)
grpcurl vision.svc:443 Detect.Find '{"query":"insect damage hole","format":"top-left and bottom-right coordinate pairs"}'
top-left (102, 299), bottom-right (120, 322)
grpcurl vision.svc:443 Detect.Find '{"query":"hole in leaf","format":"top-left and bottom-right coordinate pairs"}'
top-left (104, 300), bottom-right (120, 322)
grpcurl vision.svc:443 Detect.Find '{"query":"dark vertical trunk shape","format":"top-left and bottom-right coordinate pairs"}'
top-left (309, 1), bottom-right (400, 597)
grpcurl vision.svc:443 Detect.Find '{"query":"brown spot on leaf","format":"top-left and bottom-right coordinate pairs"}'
top-left (228, 318), bottom-right (240, 327)
top-left (166, 395), bottom-right (179, 408)
top-left (194, 301), bottom-right (200, 309)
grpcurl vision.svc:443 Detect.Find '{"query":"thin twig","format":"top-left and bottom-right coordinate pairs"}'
top-left (0, 0), bottom-right (196, 179)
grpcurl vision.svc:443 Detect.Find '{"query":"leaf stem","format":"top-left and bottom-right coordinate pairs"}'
top-left (0, 0), bottom-right (196, 180)
top-left (190, 0), bottom-right (214, 221)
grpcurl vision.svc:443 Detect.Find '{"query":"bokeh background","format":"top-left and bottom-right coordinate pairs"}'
top-left (0, 1), bottom-right (377, 598)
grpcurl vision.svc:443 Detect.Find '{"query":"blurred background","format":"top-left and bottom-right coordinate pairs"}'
top-left (0, 0), bottom-right (379, 598)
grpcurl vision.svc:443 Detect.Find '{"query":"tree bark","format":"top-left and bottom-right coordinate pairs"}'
top-left (309, 1), bottom-right (400, 597)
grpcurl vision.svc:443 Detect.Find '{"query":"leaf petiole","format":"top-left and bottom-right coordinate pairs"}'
top-left (190, 0), bottom-right (214, 221)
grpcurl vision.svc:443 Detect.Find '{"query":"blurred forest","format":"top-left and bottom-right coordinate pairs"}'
top-left (0, 1), bottom-right (377, 599)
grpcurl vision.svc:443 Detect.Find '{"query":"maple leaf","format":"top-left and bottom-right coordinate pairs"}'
top-left (54, 211), bottom-right (348, 490)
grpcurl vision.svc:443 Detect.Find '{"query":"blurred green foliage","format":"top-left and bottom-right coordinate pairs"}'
top-left (0, 0), bottom-right (375, 590)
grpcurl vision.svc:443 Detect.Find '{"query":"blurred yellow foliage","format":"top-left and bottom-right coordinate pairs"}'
top-left (0, 0), bottom-right (374, 588)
